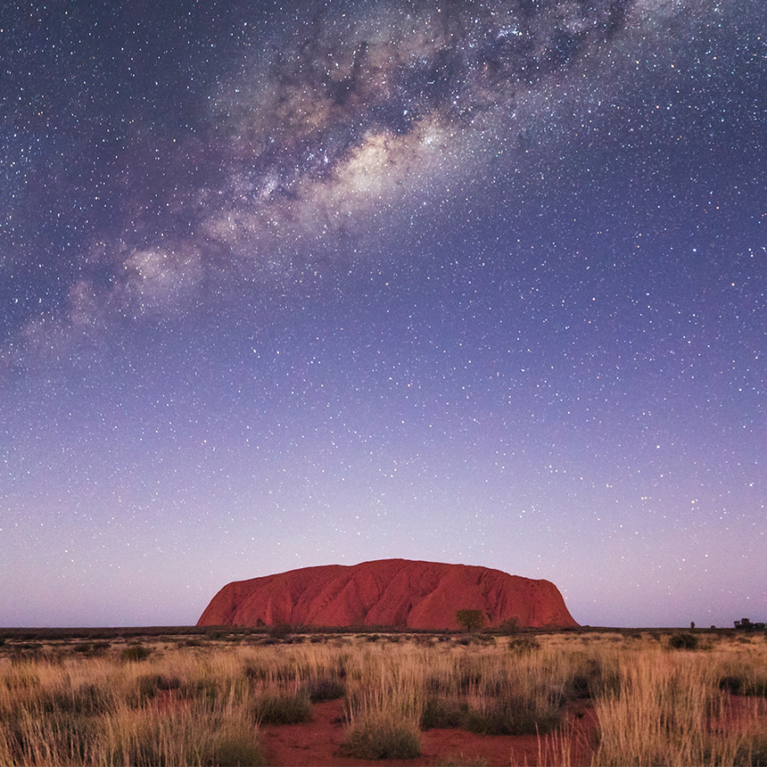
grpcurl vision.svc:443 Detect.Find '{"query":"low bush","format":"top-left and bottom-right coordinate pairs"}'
top-left (254, 690), bottom-right (312, 725)
top-left (463, 694), bottom-right (563, 736)
top-left (44, 683), bottom-right (109, 716)
top-left (134, 673), bottom-right (182, 704)
top-left (344, 712), bottom-right (421, 759)
top-left (179, 678), bottom-right (219, 709)
top-left (207, 724), bottom-right (264, 767)
top-left (106, 708), bottom-right (263, 767)
top-left (306, 677), bottom-right (345, 702)
top-left (719, 673), bottom-right (767, 698)
top-left (508, 637), bottom-right (539, 654)
top-left (498, 617), bottom-right (520, 635)
top-left (120, 644), bottom-right (151, 662)
top-left (421, 696), bottom-right (469, 729)
top-left (668, 632), bottom-right (698, 650)
top-left (72, 642), bottom-right (94, 654)
top-left (566, 657), bottom-right (620, 700)
top-left (269, 623), bottom-right (292, 640)
top-left (719, 675), bottom-right (743, 695)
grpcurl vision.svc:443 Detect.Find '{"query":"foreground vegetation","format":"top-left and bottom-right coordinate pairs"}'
top-left (0, 628), bottom-right (765, 765)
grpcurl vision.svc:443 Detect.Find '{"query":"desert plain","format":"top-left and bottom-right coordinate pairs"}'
top-left (0, 625), bottom-right (766, 766)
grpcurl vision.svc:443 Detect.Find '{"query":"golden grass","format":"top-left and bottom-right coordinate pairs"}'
top-left (0, 630), bottom-right (764, 765)
top-left (592, 639), bottom-right (767, 767)
top-left (0, 648), bottom-right (265, 766)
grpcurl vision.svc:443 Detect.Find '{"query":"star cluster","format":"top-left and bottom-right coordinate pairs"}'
top-left (1, 0), bottom-right (765, 627)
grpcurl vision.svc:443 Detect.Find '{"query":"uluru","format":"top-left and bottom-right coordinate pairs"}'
top-left (198, 558), bottom-right (578, 630)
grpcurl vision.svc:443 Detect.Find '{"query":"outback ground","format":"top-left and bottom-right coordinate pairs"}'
top-left (0, 625), bottom-right (765, 766)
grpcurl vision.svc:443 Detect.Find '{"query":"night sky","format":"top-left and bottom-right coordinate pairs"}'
top-left (1, 0), bottom-right (765, 629)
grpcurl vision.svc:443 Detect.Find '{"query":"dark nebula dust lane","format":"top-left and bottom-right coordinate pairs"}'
top-left (1, 0), bottom-right (766, 628)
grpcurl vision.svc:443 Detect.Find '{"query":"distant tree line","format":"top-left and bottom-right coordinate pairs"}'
top-left (734, 618), bottom-right (766, 631)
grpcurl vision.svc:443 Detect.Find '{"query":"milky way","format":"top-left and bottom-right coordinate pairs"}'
top-left (6, 0), bottom-right (638, 339)
top-left (1, 0), bottom-right (765, 627)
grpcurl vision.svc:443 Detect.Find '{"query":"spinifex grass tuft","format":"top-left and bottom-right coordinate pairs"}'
top-left (343, 709), bottom-right (421, 760)
top-left (305, 676), bottom-right (346, 702)
top-left (463, 693), bottom-right (563, 736)
top-left (421, 695), bottom-right (470, 729)
top-left (592, 644), bottom-right (767, 767)
top-left (254, 689), bottom-right (312, 724)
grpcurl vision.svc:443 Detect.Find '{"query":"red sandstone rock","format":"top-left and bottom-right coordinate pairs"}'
top-left (197, 559), bottom-right (578, 630)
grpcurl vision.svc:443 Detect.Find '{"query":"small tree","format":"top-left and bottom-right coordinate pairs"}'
top-left (456, 609), bottom-right (486, 633)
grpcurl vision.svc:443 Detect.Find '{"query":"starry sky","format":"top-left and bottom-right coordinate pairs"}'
top-left (1, 0), bottom-right (765, 629)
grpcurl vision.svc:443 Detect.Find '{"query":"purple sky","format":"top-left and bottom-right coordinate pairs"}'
top-left (1, 0), bottom-right (765, 628)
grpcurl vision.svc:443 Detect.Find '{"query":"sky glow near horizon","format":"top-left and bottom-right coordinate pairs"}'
top-left (1, 0), bottom-right (765, 628)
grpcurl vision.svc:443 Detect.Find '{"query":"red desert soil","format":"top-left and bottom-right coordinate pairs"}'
top-left (198, 558), bottom-right (578, 630)
top-left (259, 698), bottom-right (597, 767)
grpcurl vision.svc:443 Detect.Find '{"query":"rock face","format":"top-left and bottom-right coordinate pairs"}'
top-left (197, 559), bottom-right (578, 630)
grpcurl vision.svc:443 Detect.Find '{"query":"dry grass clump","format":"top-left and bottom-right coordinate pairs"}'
top-left (338, 636), bottom-right (611, 754)
top-left (0, 651), bottom-right (265, 766)
top-left (717, 648), bottom-right (767, 698)
top-left (102, 703), bottom-right (263, 767)
top-left (592, 638), bottom-right (767, 767)
top-left (120, 643), bottom-right (152, 662)
top-left (253, 688), bottom-right (312, 724)
top-left (341, 646), bottom-right (425, 758)
top-left (343, 708), bottom-right (422, 759)
top-left (305, 676), bottom-right (346, 702)
top-left (462, 692), bottom-right (562, 736)
top-left (420, 640), bottom-right (618, 738)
